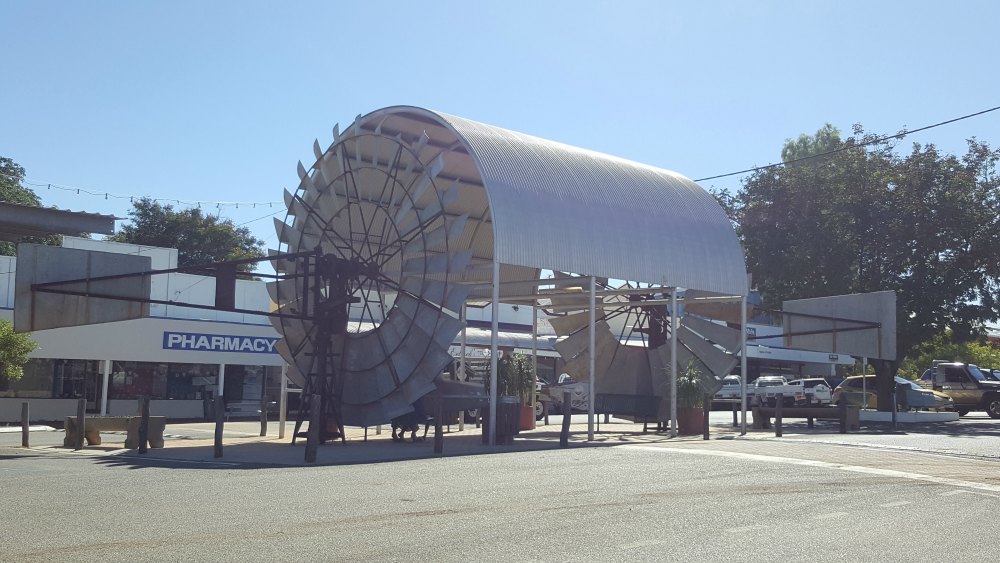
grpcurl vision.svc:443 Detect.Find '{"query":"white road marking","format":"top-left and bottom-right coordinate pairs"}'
top-left (812, 511), bottom-right (850, 520)
top-left (726, 525), bottom-right (758, 533)
top-left (620, 539), bottom-right (670, 550)
top-left (938, 490), bottom-right (970, 496)
top-left (624, 445), bottom-right (1000, 494)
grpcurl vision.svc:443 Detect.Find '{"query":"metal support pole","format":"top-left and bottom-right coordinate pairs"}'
top-left (21, 401), bottom-right (29, 448)
top-left (670, 289), bottom-right (678, 438)
top-left (218, 364), bottom-right (226, 398)
top-left (100, 359), bottom-right (111, 415)
top-left (488, 258), bottom-right (499, 446)
top-left (740, 290), bottom-right (748, 436)
top-left (259, 368), bottom-right (268, 437)
top-left (588, 276), bottom-right (596, 442)
top-left (278, 364), bottom-right (288, 440)
top-left (532, 302), bottom-right (538, 427)
top-left (459, 304), bottom-right (467, 432)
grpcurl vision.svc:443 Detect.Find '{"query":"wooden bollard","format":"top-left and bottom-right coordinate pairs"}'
top-left (214, 395), bottom-right (225, 458)
top-left (775, 394), bottom-right (783, 437)
top-left (75, 398), bottom-right (86, 450)
top-left (434, 394), bottom-right (444, 454)
top-left (839, 400), bottom-right (848, 434)
top-left (259, 398), bottom-right (268, 437)
top-left (138, 397), bottom-right (150, 454)
top-left (559, 390), bottom-right (571, 448)
top-left (21, 401), bottom-right (29, 448)
top-left (305, 394), bottom-right (320, 463)
top-left (702, 395), bottom-right (711, 440)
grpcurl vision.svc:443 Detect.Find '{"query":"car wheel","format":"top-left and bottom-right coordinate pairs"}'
top-left (534, 401), bottom-right (547, 421)
top-left (464, 409), bottom-right (480, 423)
top-left (985, 399), bottom-right (1000, 419)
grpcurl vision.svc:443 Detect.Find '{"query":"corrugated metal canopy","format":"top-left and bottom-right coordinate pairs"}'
top-left (349, 106), bottom-right (747, 297)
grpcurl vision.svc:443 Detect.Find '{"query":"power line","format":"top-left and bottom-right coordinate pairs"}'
top-left (694, 105), bottom-right (1000, 183)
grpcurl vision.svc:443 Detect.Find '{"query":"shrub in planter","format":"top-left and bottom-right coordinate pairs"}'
top-left (676, 361), bottom-right (708, 435)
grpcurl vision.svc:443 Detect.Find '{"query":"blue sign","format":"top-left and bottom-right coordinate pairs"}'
top-left (163, 331), bottom-right (279, 354)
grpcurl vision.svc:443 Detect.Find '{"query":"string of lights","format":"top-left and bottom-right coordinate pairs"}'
top-left (22, 179), bottom-right (282, 209)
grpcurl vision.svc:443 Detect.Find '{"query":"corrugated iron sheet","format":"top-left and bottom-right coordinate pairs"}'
top-left (352, 106), bottom-right (748, 296)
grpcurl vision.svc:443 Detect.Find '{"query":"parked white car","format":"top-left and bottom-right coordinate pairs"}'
top-left (714, 375), bottom-right (745, 400)
top-left (787, 378), bottom-right (833, 405)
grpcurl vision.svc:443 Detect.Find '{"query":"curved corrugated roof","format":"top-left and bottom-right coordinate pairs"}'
top-left (351, 106), bottom-right (747, 296)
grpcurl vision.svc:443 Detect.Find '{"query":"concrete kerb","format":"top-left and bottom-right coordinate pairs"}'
top-left (20, 418), bottom-right (747, 466)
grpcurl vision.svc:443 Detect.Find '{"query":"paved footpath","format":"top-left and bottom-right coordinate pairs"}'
top-left (4, 412), bottom-right (999, 484)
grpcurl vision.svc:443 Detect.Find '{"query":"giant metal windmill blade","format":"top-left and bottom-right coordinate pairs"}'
top-left (549, 283), bottom-right (740, 418)
top-left (267, 123), bottom-right (472, 426)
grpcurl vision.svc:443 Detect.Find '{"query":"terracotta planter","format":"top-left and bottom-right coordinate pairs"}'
top-left (676, 406), bottom-right (704, 436)
top-left (518, 405), bottom-right (536, 431)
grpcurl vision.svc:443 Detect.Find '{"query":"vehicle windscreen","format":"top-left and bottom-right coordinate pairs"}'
top-left (967, 366), bottom-right (988, 382)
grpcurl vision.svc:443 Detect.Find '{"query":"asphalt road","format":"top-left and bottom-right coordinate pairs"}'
top-left (2, 436), bottom-right (999, 562)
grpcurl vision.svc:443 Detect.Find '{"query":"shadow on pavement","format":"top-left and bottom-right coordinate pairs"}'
top-left (85, 424), bottom-right (715, 470)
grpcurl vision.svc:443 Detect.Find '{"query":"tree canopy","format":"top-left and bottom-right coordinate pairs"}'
top-left (0, 156), bottom-right (61, 255)
top-left (109, 197), bottom-right (266, 272)
top-left (716, 125), bottom-right (1000, 409)
top-left (0, 320), bottom-right (37, 390)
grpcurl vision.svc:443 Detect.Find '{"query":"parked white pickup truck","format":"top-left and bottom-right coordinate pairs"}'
top-left (753, 377), bottom-right (833, 407)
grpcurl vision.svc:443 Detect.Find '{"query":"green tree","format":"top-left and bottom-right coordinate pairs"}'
top-left (109, 197), bottom-right (266, 272)
top-left (898, 331), bottom-right (1000, 379)
top-left (724, 125), bottom-right (1000, 410)
top-left (0, 320), bottom-right (38, 391)
top-left (0, 157), bottom-right (62, 255)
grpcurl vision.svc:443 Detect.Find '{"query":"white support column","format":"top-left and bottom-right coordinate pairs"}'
top-left (100, 359), bottom-right (111, 415)
top-left (861, 356), bottom-right (868, 410)
top-left (278, 364), bottom-right (288, 439)
top-left (740, 292), bottom-right (748, 435)
top-left (488, 257), bottom-right (500, 446)
top-left (531, 302), bottom-right (538, 416)
top-left (218, 364), bottom-right (226, 397)
top-left (670, 288), bottom-right (678, 438)
top-left (459, 304), bottom-right (467, 432)
top-left (588, 276), bottom-right (596, 441)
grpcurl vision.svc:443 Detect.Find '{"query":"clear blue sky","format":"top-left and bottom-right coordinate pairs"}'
top-left (3, 0), bottom-right (999, 252)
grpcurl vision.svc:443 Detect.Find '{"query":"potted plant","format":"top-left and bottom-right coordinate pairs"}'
top-left (501, 353), bottom-right (537, 431)
top-left (482, 352), bottom-right (535, 443)
top-left (676, 360), bottom-right (708, 435)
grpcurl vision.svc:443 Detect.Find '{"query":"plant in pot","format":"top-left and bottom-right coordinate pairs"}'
top-left (483, 352), bottom-right (536, 442)
top-left (501, 353), bottom-right (536, 431)
top-left (676, 360), bottom-right (709, 436)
